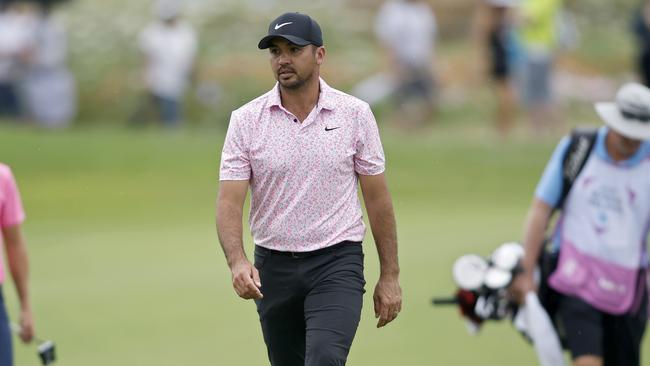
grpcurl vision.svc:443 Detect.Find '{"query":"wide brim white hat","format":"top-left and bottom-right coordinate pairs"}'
top-left (595, 82), bottom-right (650, 141)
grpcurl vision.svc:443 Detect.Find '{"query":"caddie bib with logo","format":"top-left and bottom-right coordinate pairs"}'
top-left (549, 154), bottom-right (650, 314)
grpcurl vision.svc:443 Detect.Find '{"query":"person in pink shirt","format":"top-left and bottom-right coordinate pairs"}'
top-left (216, 12), bottom-right (401, 366)
top-left (0, 163), bottom-right (34, 366)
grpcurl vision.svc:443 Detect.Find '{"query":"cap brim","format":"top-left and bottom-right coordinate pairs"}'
top-left (258, 35), bottom-right (312, 49)
top-left (595, 102), bottom-right (650, 140)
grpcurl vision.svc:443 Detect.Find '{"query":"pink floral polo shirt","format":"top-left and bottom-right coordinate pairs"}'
top-left (219, 78), bottom-right (385, 252)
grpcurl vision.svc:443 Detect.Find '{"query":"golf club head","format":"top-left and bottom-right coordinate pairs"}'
top-left (37, 340), bottom-right (56, 365)
top-left (455, 289), bottom-right (482, 321)
top-left (484, 267), bottom-right (513, 289)
top-left (474, 290), bottom-right (512, 320)
top-left (491, 242), bottom-right (524, 272)
top-left (452, 254), bottom-right (488, 291)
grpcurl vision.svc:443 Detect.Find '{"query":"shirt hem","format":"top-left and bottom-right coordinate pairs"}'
top-left (219, 176), bottom-right (250, 181)
top-left (356, 167), bottom-right (386, 176)
top-left (0, 215), bottom-right (25, 229)
top-left (255, 237), bottom-right (364, 252)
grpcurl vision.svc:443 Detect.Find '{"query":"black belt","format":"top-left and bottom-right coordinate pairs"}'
top-left (255, 240), bottom-right (361, 259)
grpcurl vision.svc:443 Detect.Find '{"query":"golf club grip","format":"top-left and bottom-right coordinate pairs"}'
top-left (431, 297), bottom-right (458, 306)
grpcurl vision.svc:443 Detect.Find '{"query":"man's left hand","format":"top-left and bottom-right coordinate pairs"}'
top-left (19, 308), bottom-right (34, 343)
top-left (373, 275), bottom-right (402, 328)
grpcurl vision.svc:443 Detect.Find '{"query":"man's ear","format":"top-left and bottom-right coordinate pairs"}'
top-left (316, 46), bottom-right (326, 65)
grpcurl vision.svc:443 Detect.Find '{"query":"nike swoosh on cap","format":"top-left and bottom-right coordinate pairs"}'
top-left (325, 127), bottom-right (341, 131)
top-left (274, 22), bottom-right (293, 30)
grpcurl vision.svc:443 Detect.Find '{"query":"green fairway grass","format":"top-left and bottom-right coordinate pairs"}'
top-left (1, 123), bottom-right (647, 365)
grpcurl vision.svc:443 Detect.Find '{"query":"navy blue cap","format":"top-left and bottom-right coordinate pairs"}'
top-left (258, 12), bottom-right (323, 49)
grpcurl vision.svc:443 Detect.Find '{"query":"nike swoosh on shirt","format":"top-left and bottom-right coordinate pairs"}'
top-left (325, 127), bottom-right (341, 131)
top-left (274, 22), bottom-right (293, 30)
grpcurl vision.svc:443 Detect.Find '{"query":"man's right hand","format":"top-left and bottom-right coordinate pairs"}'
top-left (230, 260), bottom-right (263, 300)
top-left (509, 272), bottom-right (535, 305)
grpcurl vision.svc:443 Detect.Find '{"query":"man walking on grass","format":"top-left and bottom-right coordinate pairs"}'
top-left (216, 12), bottom-right (402, 366)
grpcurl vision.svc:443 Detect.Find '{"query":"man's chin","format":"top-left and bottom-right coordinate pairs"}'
top-left (278, 79), bottom-right (303, 90)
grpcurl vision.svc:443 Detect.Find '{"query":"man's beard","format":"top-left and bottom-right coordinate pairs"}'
top-left (278, 69), bottom-right (314, 90)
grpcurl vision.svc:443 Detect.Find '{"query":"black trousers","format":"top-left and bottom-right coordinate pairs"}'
top-left (254, 241), bottom-right (365, 366)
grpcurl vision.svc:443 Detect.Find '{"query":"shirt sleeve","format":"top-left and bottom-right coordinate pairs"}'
top-left (219, 110), bottom-right (251, 181)
top-left (354, 103), bottom-right (386, 176)
top-left (0, 166), bottom-right (26, 229)
top-left (534, 136), bottom-right (571, 207)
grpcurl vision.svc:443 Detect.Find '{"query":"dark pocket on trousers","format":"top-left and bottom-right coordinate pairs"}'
top-left (334, 244), bottom-right (366, 290)
top-left (254, 248), bottom-right (269, 270)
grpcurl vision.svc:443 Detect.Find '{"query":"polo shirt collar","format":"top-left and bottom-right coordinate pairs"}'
top-left (267, 77), bottom-right (336, 112)
top-left (317, 78), bottom-right (336, 111)
top-left (268, 83), bottom-right (282, 109)
top-left (596, 126), bottom-right (650, 167)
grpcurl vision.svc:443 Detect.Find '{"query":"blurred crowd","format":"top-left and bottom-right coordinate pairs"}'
top-left (0, 0), bottom-right (199, 129)
top-left (0, 0), bottom-right (74, 128)
top-left (0, 0), bottom-right (648, 134)
top-left (474, 0), bottom-right (566, 138)
top-left (356, 0), bottom-right (570, 137)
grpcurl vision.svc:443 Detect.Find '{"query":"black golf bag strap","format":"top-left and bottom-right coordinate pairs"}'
top-left (555, 128), bottom-right (598, 211)
top-left (535, 129), bottom-right (597, 350)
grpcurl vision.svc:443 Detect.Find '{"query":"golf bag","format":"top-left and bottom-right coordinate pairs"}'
top-left (433, 128), bottom-right (597, 325)
top-left (432, 242), bottom-right (566, 366)
top-left (432, 242), bottom-right (524, 327)
top-left (431, 129), bottom-right (598, 364)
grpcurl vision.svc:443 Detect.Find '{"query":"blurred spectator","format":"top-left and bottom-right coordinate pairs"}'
top-left (374, 0), bottom-right (437, 128)
top-left (473, 0), bottom-right (520, 138)
top-left (517, 0), bottom-right (563, 134)
top-left (20, 0), bottom-right (75, 128)
top-left (0, 1), bottom-right (35, 120)
top-left (0, 163), bottom-right (36, 365)
top-left (132, 0), bottom-right (197, 128)
top-left (633, 1), bottom-right (650, 87)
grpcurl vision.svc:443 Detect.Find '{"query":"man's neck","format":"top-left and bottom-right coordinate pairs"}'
top-left (605, 132), bottom-right (638, 162)
top-left (606, 146), bottom-right (628, 162)
top-left (280, 77), bottom-right (320, 122)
